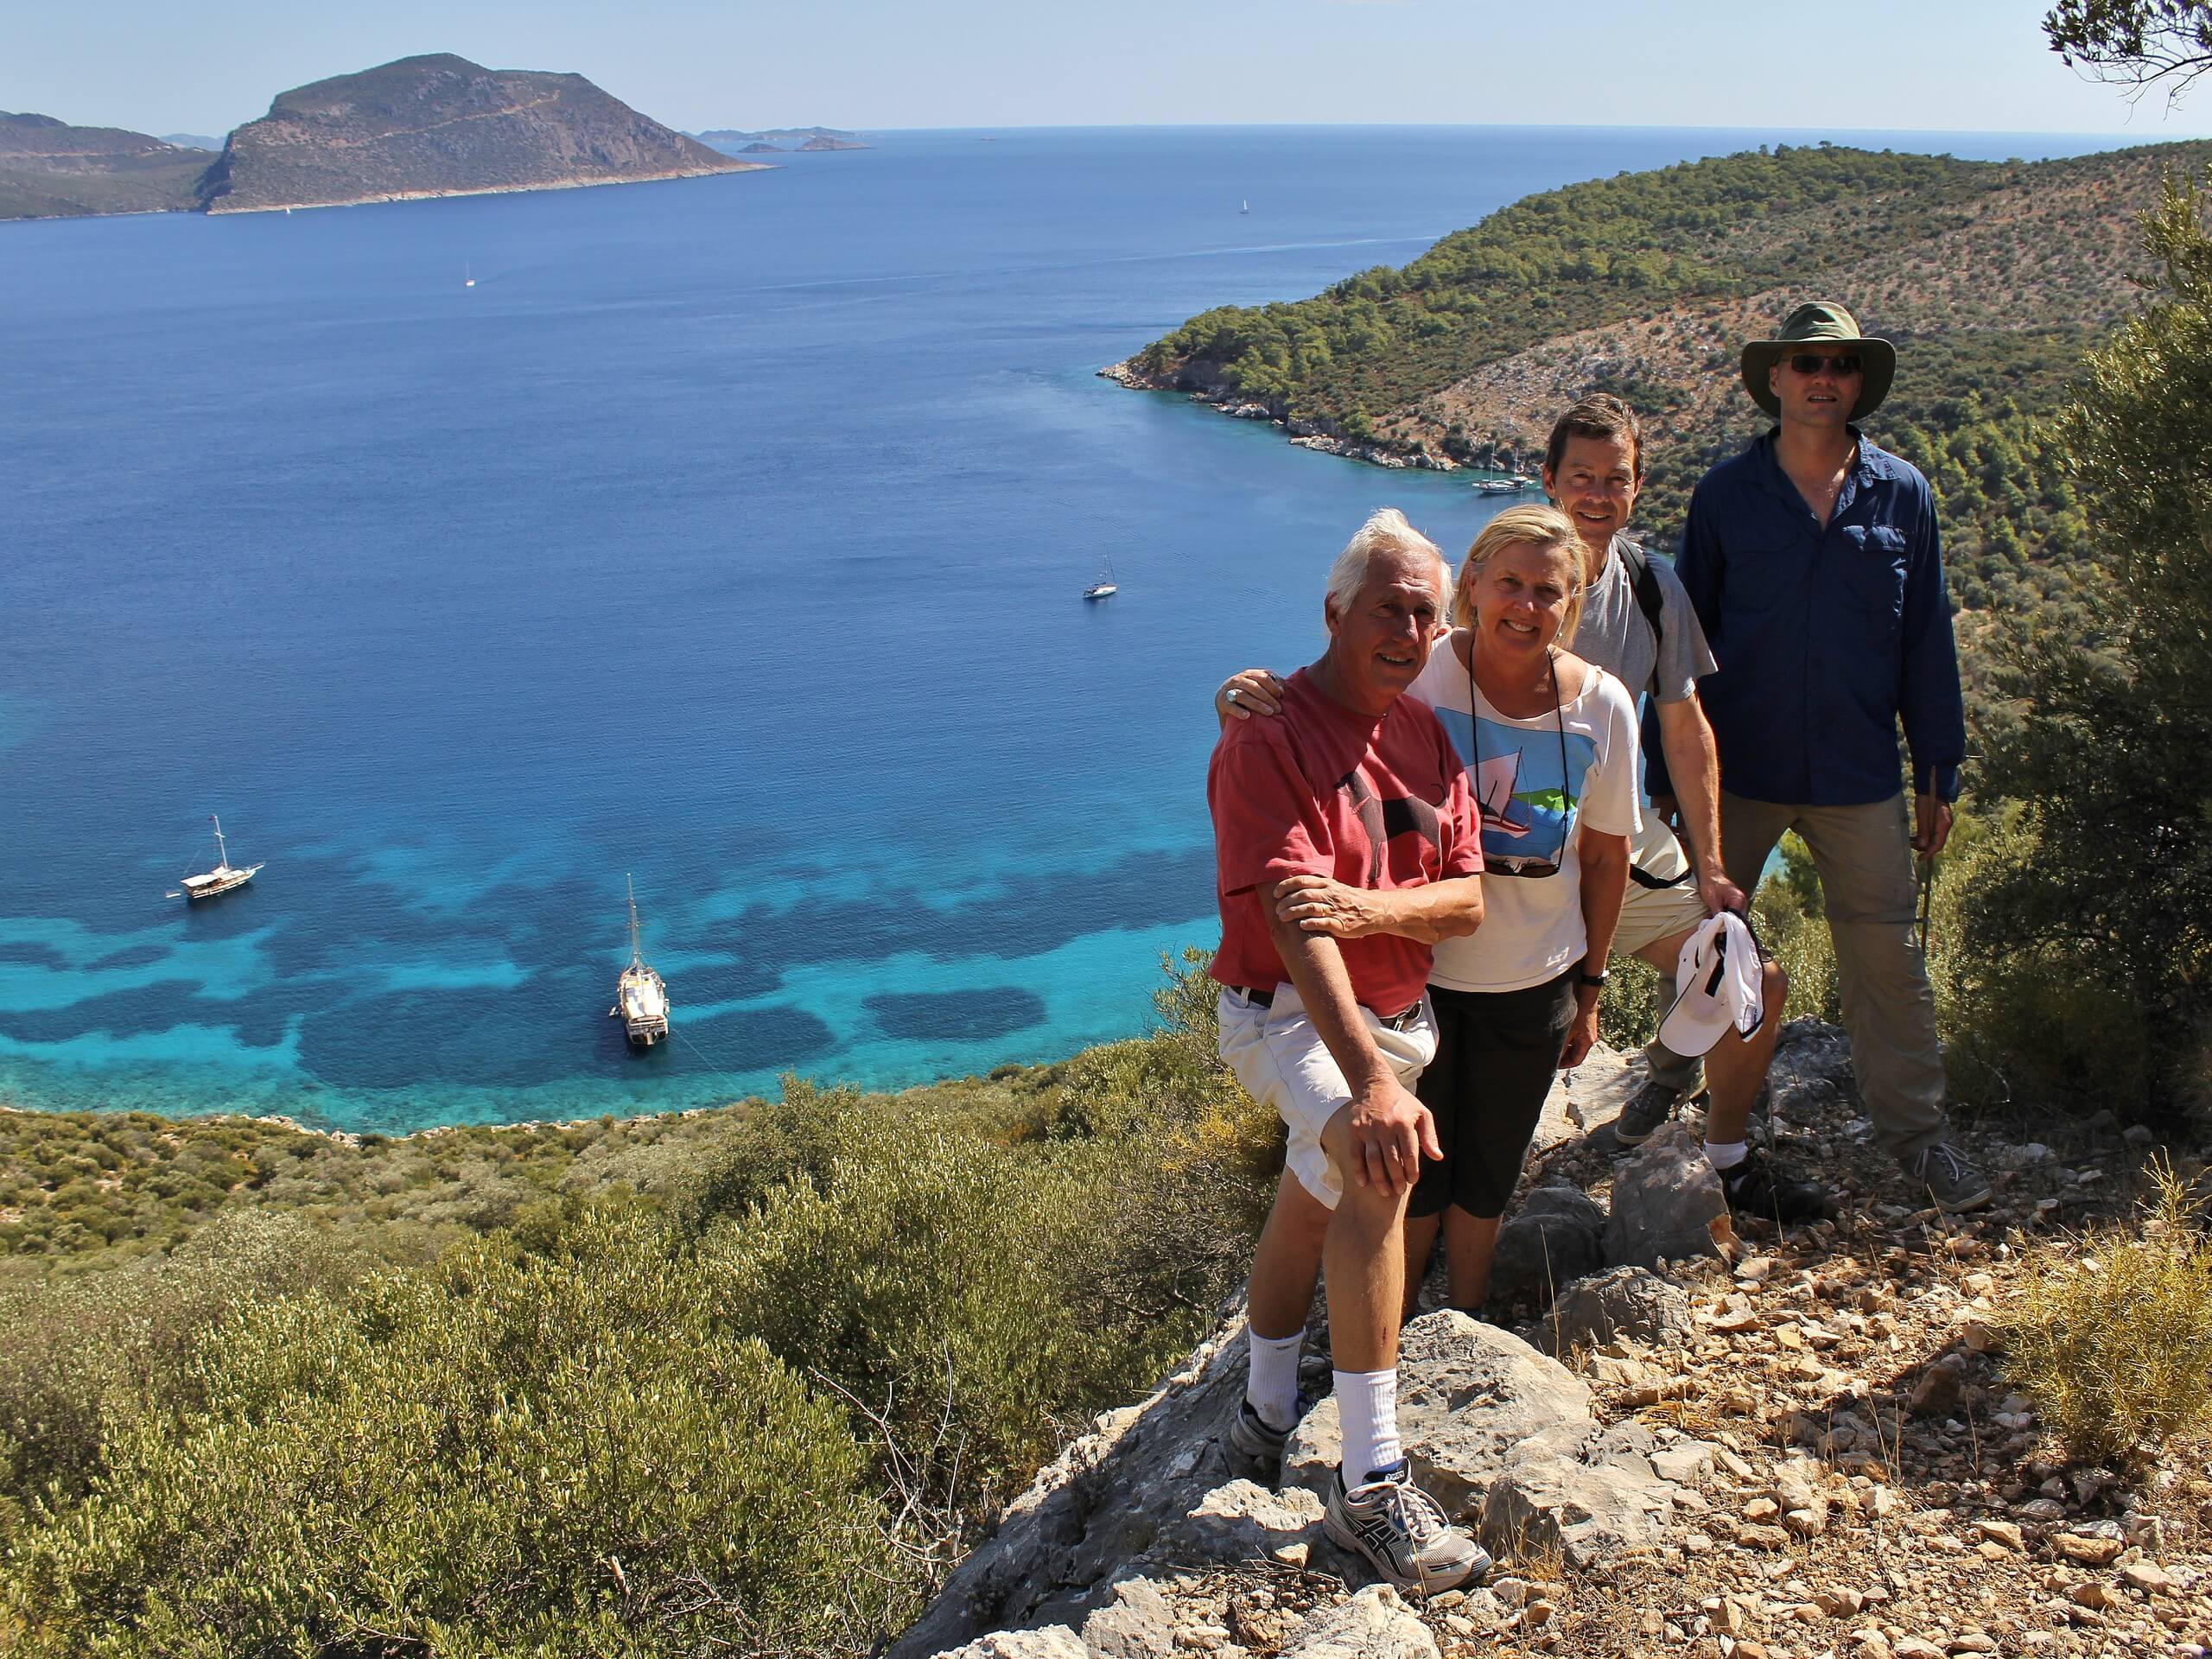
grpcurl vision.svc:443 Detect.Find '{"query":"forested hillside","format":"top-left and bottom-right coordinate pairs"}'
top-left (1124, 141), bottom-right (2212, 685)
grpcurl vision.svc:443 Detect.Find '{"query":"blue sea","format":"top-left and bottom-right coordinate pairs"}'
top-left (0, 124), bottom-right (2139, 1132)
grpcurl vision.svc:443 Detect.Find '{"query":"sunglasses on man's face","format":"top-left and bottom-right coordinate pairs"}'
top-left (1786, 353), bottom-right (1863, 377)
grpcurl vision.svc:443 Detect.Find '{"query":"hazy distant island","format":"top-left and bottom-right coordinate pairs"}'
top-left (160, 132), bottom-right (225, 151)
top-left (0, 112), bottom-right (212, 218)
top-left (2, 55), bottom-right (766, 221)
top-left (696, 126), bottom-right (868, 157)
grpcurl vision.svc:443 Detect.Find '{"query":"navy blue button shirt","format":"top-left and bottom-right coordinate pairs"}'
top-left (1664, 430), bottom-right (1966, 806)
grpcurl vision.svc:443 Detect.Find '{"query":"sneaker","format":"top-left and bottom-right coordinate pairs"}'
top-left (1322, 1459), bottom-right (1491, 1596)
top-left (1224, 1395), bottom-right (1306, 1487)
top-left (1904, 1141), bottom-right (1993, 1213)
top-left (1719, 1147), bottom-right (1833, 1224)
top-left (1613, 1077), bottom-right (1681, 1147)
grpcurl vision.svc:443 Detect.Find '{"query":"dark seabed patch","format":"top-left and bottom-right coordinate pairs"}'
top-left (866, 988), bottom-right (1046, 1043)
top-left (90, 944), bottom-right (171, 971)
top-left (0, 984), bottom-right (290, 1051)
top-left (730, 845), bottom-right (1216, 973)
top-left (0, 943), bottom-right (68, 969)
top-left (679, 1005), bottom-right (836, 1071)
top-left (296, 970), bottom-right (601, 1090)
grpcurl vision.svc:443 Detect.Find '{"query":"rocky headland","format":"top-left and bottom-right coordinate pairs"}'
top-left (195, 54), bottom-right (760, 214)
top-left (897, 1024), bottom-right (2212, 1659)
top-left (2, 57), bottom-right (767, 221)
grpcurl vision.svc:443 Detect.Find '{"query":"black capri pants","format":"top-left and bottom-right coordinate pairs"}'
top-left (1408, 969), bottom-right (1580, 1221)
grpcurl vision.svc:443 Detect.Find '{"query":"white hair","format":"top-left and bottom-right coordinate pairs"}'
top-left (1324, 508), bottom-right (1447, 618)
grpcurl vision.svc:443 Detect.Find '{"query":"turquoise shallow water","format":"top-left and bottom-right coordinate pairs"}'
top-left (0, 124), bottom-right (2134, 1131)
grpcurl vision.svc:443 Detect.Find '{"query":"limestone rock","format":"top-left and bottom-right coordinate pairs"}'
top-left (1540, 1263), bottom-right (1694, 1353)
top-left (1160, 1478), bottom-right (1322, 1565)
top-left (1078, 1579), bottom-right (1177, 1659)
top-left (1281, 1584), bottom-right (1440, 1659)
top-left (1480, 1420), bottom-right (1678, 1568)
top-left (1287, 1313), bottom-right (1592, 1519)
top-left (937, 1627), bottom-right (1088, 1659)
top-left (1605, 1122), bottom-right (1728, 1268)
top-left (1488, 1184), bottom-right (1607, 1300)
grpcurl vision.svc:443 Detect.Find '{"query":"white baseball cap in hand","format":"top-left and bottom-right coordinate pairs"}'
top-left (1656, 912), bottom-right (1765, 1058)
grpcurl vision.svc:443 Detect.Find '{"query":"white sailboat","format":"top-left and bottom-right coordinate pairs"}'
top-left (1472, 753), bottom-right (1535, 837)
top-left (1083, 556), bottom-right (1119, 601)
top-left (1240, 199), bottom-right (1249, 215)
top-left (168, 814), bottom-right (264, 900)
top-left (463, 261), bottom-right (475, 289)
top-left (609, 874), bottom-right (669, 1047)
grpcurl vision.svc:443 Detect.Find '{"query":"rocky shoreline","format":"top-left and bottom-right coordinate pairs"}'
top-left (896, 1023), bottom-right (2212, 1659)
top-left (1098, 359), bottom-right (1533, 478)
top-left (202, 160), bottom-right (766, 215)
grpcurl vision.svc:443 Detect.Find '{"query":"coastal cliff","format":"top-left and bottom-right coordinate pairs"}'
top-left (195, 54), bottom-right (761, 214)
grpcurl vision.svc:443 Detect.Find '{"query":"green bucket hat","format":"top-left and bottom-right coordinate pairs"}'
top-left (1739, 300), bottom-right (1897, 422)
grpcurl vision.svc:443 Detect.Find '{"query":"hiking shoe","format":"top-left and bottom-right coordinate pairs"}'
top-left (1322, 1459), bottom-right (1491, 1595)
top-left (1613, 1078), bottom-right (1681, 1147)
top-left (1225, 1395), bottom-right (1306, 1487)
top-left (1904, 1141), bottom-right (1993, 1213)
top-left (1719, 1147), bottom-right (1833, 1224)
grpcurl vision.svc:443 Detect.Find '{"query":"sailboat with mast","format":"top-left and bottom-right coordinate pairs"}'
top-left (609, 874), bottom-right (670, 1047)
top-left (1083, 556), bottom-right (1118, 601)
top-left (168, 814), bottom-right (264, 900)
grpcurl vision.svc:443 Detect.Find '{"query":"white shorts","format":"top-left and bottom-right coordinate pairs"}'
top-left (1217, 982), bottom-right (1437, 1210)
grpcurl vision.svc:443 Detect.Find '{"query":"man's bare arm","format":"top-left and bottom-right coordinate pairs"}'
top-left (1561, 830), bottom-right (1630, 1069)
top-left (1260, 882), bottom-right (1441, 1196)
top-left (1270, 873), bottom-right (1484, 944)
top-left (1653, 695), bottom-right (1747, 917)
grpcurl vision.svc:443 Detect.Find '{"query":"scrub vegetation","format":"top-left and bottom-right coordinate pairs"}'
top-left (0, 957), bottom-right (1281, 1656)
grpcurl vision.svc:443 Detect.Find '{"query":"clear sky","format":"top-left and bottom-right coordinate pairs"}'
top-left (9, 0), bottom-right (2209, 141)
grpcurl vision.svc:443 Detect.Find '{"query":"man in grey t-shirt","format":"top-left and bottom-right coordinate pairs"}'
top-left (1541, 395), bottom-right (1827, 1222)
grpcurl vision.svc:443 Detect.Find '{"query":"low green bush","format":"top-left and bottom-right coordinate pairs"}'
top-left (4, 1208), bottom-right (904, 1658)
top-left (1997, 1160), bottom-right (2212, 1471)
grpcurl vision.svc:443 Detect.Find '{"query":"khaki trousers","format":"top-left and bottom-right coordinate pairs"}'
top-left (1716, 791), bottom-right (1949, 1159)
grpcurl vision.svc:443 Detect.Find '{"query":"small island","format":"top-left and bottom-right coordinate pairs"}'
top-left (3, 55), bottom-right (768, 221)
top-left (198, 55), bottom-right (762, 213)
top-left (696, 125), bottom-right (868, 155)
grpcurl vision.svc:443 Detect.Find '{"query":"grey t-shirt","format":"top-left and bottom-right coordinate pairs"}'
top-left (1572, 534), bottom-right (1718, 705)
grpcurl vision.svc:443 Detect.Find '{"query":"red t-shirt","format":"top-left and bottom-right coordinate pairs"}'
top-left (1208, 669), bottom-right (1483, 1014)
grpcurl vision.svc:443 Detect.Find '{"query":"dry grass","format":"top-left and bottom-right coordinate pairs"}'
top-left (1998, 1157), bottom-right (2212, 1471)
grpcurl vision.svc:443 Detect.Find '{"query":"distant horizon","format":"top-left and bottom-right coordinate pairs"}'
top-left (10, 0), bottom-right (2211, 145)
top-left (33, 111), bottom-right (2210, 154)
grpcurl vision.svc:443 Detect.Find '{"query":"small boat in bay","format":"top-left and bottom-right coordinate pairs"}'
top-left (1083, 556), bottom-right (1119, 601)
top-left (168, 814), bottom-right (264, 901)
top-left (609, 874), bottom-right (669, 1047)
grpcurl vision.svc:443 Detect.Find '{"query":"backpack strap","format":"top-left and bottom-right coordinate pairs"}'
top-left (1617, 538), bottom-right (1665, 662)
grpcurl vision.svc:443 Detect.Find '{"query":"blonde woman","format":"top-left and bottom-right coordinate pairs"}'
top-left (1216, 505), bottom-right (1639, 1316)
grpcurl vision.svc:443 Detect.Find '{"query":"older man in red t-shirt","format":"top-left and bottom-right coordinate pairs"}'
top-left (1210, 507), bottom-right (1488, 1593)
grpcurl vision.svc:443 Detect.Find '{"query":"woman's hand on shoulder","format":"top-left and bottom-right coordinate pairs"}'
top-left (1216, 669), bottom-right (1285, 724)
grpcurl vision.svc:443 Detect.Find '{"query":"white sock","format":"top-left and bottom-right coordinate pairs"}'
top-left (1334, 1368), bottom-right (1402, 1482)
top-left (1246, 1329), bottom-right (1305, 1431)
top-left (1706, 1139), bottom-right (1748, 1173)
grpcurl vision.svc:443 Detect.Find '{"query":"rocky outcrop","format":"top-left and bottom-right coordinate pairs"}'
top-left (899, 1311), bottom-right (1686, 1656)
top-left (197, 54), bottom-right (760, 214)
top-left (1605, 1121), bottom-right (1731, 1268)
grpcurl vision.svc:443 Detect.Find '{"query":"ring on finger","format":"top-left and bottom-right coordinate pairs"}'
top-left (1226, 687), bottom-right (1241, 703)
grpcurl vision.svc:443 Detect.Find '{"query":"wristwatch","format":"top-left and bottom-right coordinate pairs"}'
top-left (1578, 970), bottom-right (1609, 989)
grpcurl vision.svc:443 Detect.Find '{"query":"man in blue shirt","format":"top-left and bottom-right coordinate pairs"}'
top-left (1666, 301), bottom-right (1990, 1213)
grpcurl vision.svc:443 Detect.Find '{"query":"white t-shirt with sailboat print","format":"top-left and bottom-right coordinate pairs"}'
top-left (1411, 645), bottom-right (1643, 994)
